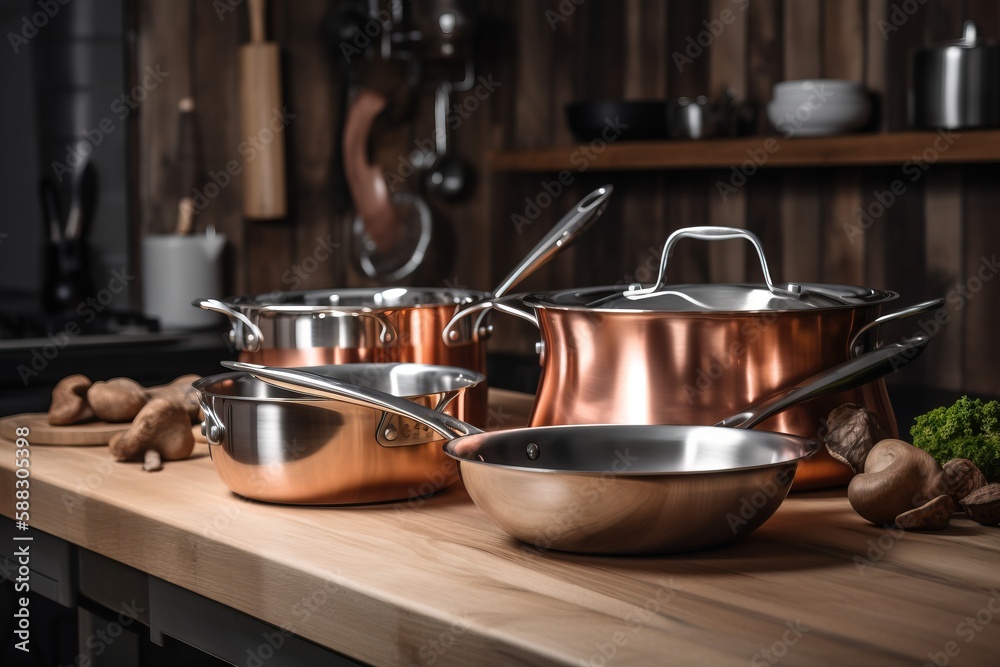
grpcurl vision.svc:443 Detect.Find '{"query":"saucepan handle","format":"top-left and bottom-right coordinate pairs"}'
top-left (194, 298), bottom-right (264, 353)
top-left (848, 298), bottom-right (945, 354)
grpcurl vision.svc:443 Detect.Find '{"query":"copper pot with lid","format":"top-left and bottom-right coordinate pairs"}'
top-left (463, 227), bottom-right (942, 490)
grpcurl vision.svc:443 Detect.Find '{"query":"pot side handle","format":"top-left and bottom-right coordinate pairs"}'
top-left (719, 335), bottom-right (930, 430)
top-left (194, 298), bottom-right (264, 353)
top-left (441, 295), bottom-right (539, 346)
top-left (848, 298), bottom-right (944, 354)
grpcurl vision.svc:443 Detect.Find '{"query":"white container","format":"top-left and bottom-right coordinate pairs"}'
top-left (142, 231), bottom-right (226, 330)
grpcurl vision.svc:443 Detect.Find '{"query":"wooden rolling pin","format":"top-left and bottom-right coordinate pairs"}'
top-left (239, 0), bottom-right (286, 219)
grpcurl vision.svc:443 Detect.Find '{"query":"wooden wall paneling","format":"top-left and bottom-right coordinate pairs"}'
top-left (618, 1), bottom-right (668, 298)
top-left (743, 0), bottom-right (782, 128)
top-left (513, 0), bottom-right (553, 150)
top-left (283, 0), bottom-right (341, 291)
top-left (707, 0), bottom-right (748, 283)
top-left (922, 167), bottom-right (964, 391)
top-left (742, 0), bottom-right (782, 281)
top-left (549, 0), bottom-right (585, 148)
top-left (490, 1), bottom-right (567, 353)
top-left (241, 0), bottom-right (295, 294)
top-left (136, 0), bottom-right (192, 237)
top-left (780, 0), bottom-right (822, 283)
top-left (865, 0), bottom-right (889, 133)
top-left (782, 0), bottom-right (821, 83)
top-left (882, 0), bottom-right (926, 131)
top-left (863, 0), bottom-right (890, 288)
top-left (962, 0), bottom-right (1000, 394)
top-left (190, 0), bottom-right (250, 294)
top-left (665, 3), bottom-right (710, 283)
top-left (966, 0), bottom-right (1000, 42)
top-left (821, 0), bottom-right (865, 285)
top-left (962, 167), bottom-right (1000, 395)
top-left (549, 0), bottom-right (593, 291)
top-left (624, 0), bottom-right (668, 100)
top-left (882, 166), bottom-right (929, 389)
top-left (823, 170), bottom-right (865, 284)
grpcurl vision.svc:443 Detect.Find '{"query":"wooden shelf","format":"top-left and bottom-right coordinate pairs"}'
top-left (488, 129), bottom-right (1000, 172)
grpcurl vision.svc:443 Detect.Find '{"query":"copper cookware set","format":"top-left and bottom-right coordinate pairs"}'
top-left (223, 335), bottom-right (927, 553)
top-left (195, 189), bottom-right (939, 551)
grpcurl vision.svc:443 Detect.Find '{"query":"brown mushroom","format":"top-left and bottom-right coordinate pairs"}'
top-left (48, 375), bottom-right (96, 425)
top-left (148, 374), bottom-right (202, 422)
top-left (847, 439), bottom-right (946, 526)
top-left (88, 378), bottom-right (150, 422)
top-left (895, 494), bottom-right (955, 531)
top-left (959, 483), bottom-right (1000, 526)
top-left (109, 398), bottom-right (195, 471)
top-left (941, 459), bottom-right (988, 505)
top-left (822, 404), bottom-right (890, 473)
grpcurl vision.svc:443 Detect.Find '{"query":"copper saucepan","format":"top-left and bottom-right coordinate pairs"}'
top-left (457, 226), bottom-right (942, 490)
top-left (224, 335), bottom-right (926, 554)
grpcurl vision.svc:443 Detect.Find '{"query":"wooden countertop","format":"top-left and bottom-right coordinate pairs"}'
top-left (3, 389), bottom-right (1000, 666)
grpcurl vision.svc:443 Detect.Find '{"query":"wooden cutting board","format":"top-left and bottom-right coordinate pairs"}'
top-left (0, 413), bottom-right (129, 446)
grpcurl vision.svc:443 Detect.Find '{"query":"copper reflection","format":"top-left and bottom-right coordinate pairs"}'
top-left (240, 304), bottom-right (488, 428)
top-left (528, 306), bottom-right (895, 490)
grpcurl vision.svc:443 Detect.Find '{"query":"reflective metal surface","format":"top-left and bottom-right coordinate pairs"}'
top-left (488, 227), bottom-right (941, 490)
top-left (239, 344), bottom-right (917, 553)
top-left (913, 21), bottom-right (1000, 130)
top-left (193, 364), bottom-right (483, 504)
top-left (196, 287), bottom-right (490, 427)
top-left (449, 425), bottom-right (813, 554)
top-left (547, 227), bottom-right (896, 311)
top-left (525, 301), bottom-right (889, 489)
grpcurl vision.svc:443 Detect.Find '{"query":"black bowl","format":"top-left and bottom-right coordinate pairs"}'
top-left (565, 100), bottom-right (669, 142)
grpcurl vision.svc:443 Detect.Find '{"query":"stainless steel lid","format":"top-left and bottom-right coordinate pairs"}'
top-left (228, 287), bottom-right (488, 312)
top-left (527, 282), bottom-right (897, 313)
top-left (525, 226), bottom-right (897, 313)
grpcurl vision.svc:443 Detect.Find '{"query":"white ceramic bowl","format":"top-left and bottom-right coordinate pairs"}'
top-left (767, 94), bottom-right (872, 137)
top-left (773, 79), bottom-right (865, 101)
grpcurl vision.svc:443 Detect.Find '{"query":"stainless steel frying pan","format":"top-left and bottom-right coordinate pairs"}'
top-left (224, 336), bottom-right (927, 554)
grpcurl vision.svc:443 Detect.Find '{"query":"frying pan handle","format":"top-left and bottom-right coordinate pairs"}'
top-left (717, 335), bottom-right (930, 430)
top-left (634, 226), bottom-right (797, 299)
top-left (848, 298), bottom-right (944, 354)
top-left (195, 298), bottom-right (264, 352)
top-left (221, 361), bottom-right (484, 440)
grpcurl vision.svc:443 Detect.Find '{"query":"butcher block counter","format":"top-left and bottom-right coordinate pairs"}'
top-left (2, 389), bottom-right (1000, 666)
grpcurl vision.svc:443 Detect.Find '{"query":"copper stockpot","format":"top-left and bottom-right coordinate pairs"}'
top-left (485, 227), bottom-right (942, 490)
